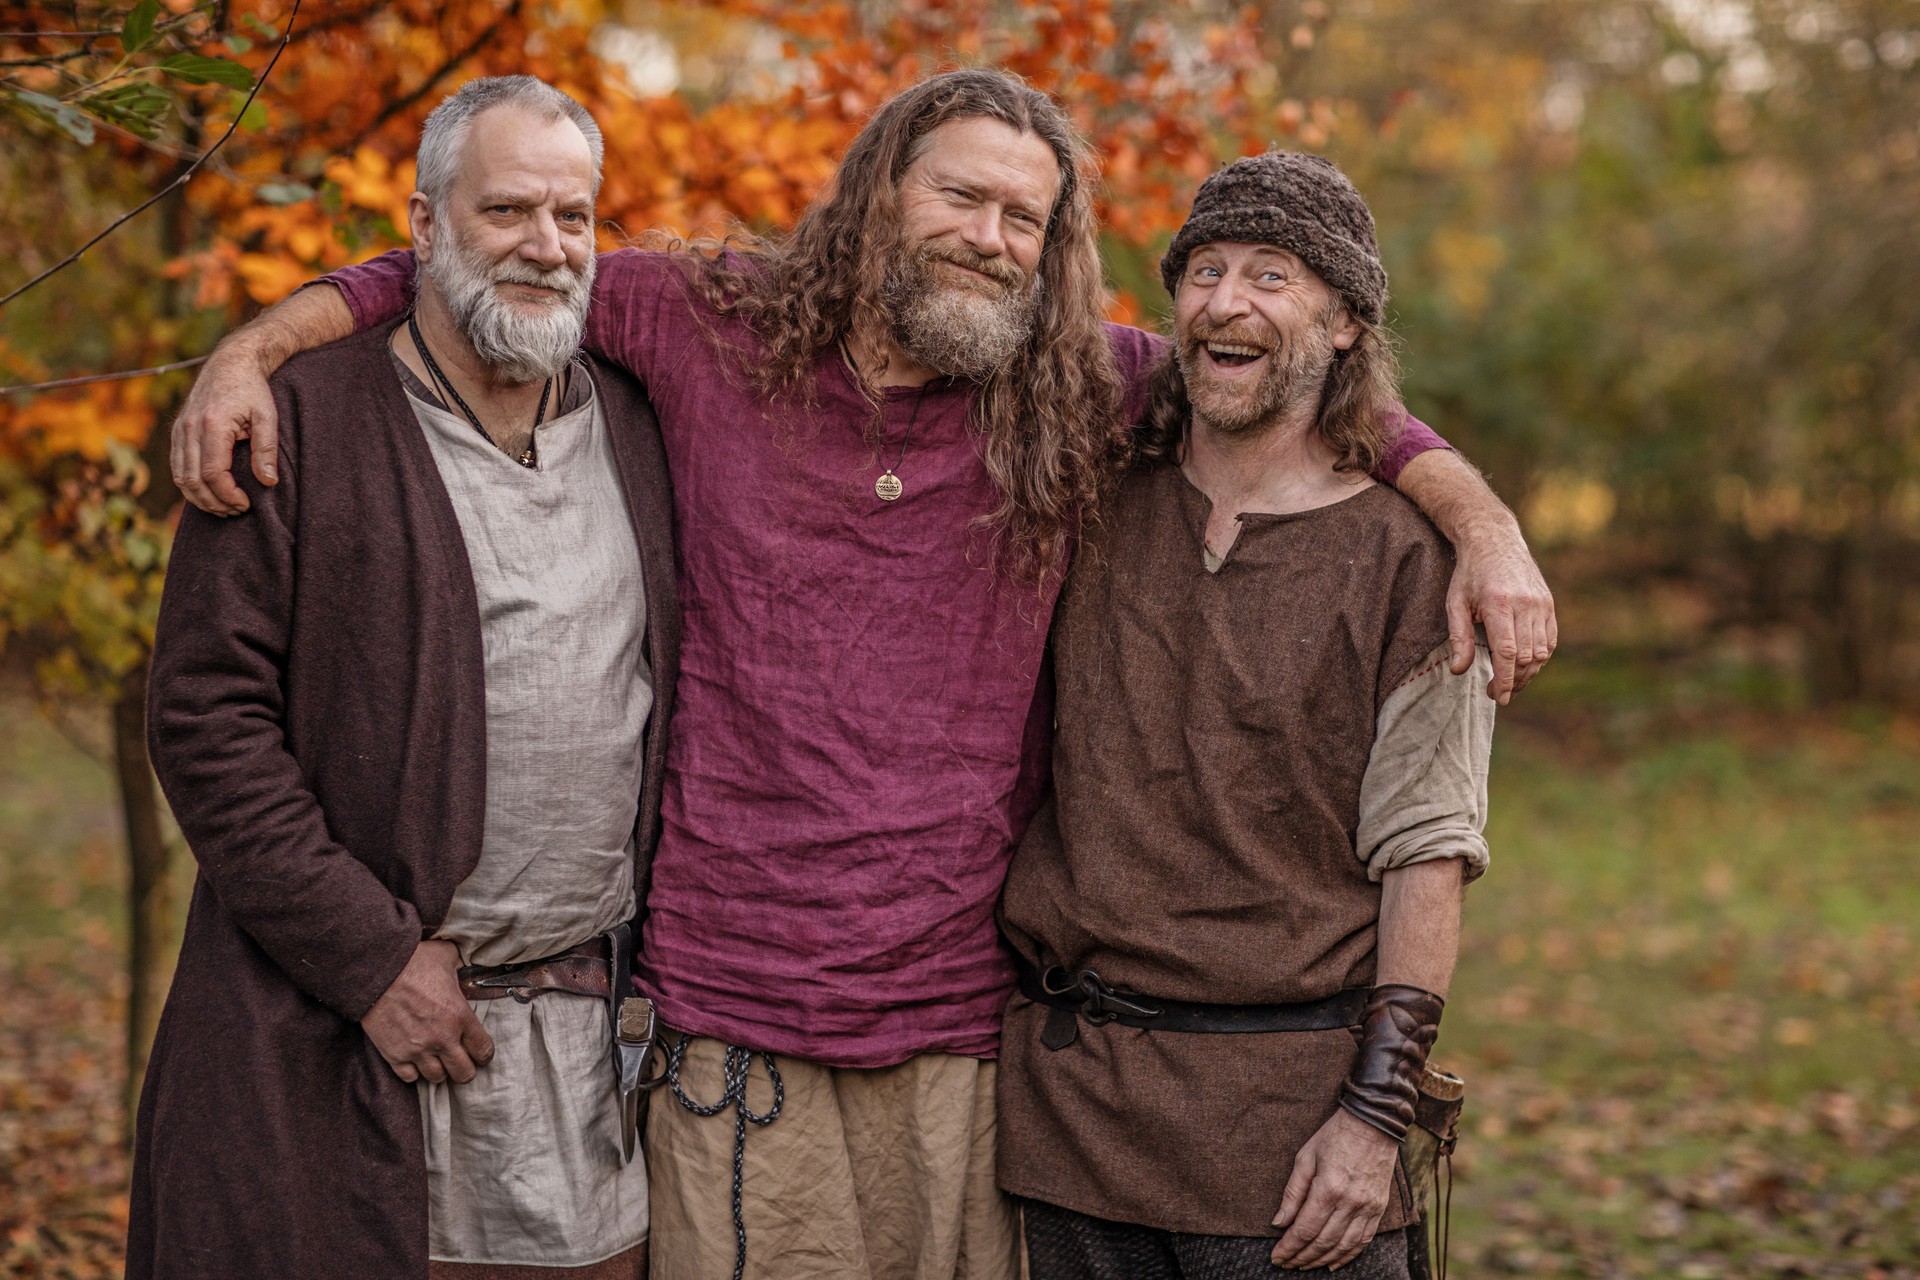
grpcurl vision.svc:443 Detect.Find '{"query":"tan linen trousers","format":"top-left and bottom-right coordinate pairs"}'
top-left (646, 1034), bottom-right (1021, 1280)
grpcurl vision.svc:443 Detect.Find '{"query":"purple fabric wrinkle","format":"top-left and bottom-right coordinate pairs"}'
top-left (320, 246), bottom-right (1451, 1068)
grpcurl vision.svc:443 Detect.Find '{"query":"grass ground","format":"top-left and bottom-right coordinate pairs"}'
top-left (0, 672), bottom-right (1916, 1278)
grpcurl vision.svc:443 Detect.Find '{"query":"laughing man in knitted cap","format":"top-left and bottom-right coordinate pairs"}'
top-left (997, 150), bottom-right (1494, 1280)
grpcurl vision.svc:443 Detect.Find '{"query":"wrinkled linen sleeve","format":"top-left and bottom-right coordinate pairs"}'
top-left (1356, 638), bottom-right (1496, 883)
top-left (148, 415), bottom-right (422, 1021)
top-left (1376, 410), bottom-right (1450, 486)
top-left (323, 247), bottom-right (416, 329)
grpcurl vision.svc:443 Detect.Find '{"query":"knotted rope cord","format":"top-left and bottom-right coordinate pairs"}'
top-left (663, 1033), bottom-right (785, 1280)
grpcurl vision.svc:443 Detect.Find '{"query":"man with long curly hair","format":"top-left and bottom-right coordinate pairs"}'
top-left (166, 70), bottom-right (1547, 1279)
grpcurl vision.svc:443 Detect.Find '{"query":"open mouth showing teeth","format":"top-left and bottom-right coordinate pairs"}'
top-left (1206, 343), bottom-right (1268, 368)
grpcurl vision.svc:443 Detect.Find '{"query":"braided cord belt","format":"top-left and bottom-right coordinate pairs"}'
top-left (662, 1034), bottom-right (786, 1280)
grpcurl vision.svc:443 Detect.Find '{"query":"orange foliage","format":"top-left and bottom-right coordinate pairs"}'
top-left (3, 0), bottom-right (1323, 465)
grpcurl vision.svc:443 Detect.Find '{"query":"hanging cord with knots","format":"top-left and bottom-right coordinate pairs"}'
top-left (662, 1033), bottom-right (785, 1280)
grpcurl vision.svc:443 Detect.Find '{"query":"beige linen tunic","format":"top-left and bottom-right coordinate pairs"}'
top-left (402, 364), bottom-right (653, 1267)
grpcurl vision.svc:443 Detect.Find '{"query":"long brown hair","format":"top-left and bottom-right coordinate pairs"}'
top-left (1132, 311), bottom-right (1404, 475)
top-left (683, 69), bottom-right (1126, 581)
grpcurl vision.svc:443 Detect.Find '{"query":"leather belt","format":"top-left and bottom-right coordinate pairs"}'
top-left (452, 923), bottom-right (654, 1163)
top-left (458, 934), bottom-right (615, 1002)
top-left (1017, 959), bottom-right (1369, 1051)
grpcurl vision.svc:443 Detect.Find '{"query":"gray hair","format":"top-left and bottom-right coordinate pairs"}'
top-left (415, 75), bottom-right (604, 208)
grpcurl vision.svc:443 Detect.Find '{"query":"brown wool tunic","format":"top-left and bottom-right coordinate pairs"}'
top-left (996, 461), bottom-right (1452, 1238)
top-left (129, 320), bottom-right (680, 1280)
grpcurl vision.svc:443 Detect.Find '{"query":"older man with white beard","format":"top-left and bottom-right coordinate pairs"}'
top-left (130, 77), bottom-right (679, 1280)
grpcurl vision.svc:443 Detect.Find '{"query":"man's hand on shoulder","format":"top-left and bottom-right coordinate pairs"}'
top-left (360, 939), bottom-right (494, 1085)
top-left (171, 336), bottom-right (281, 515)
top-left (1445, 515), bottom-right (1556, 704)
top-left (1394, 447), bottom-right (1558, 703)
top-left (1270, 1107), bottom-right (1400, 1271)
top-left (170, 282), bottom-right (356, 515)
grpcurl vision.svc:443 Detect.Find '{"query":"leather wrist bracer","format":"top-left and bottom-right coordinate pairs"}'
top-left (1338, 983), bottom-right (1446, 1142)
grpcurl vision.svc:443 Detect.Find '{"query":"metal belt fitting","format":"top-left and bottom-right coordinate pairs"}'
top-left (1018, 959), bottom-right (1370, 1050)
top-left (1042, 966), bottom-right (1164, 1023)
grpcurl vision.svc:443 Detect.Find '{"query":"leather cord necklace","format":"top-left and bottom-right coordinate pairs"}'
top-left (874, 391), bottom-right (927, 502)
top-left (843, 337), bottom-right (927, 502)
top-left (408, 310), bottom-right (550, 468)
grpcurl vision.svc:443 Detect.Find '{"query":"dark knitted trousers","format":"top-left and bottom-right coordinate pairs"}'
top-left (1021, 1198), bottom-right (1411, 1280)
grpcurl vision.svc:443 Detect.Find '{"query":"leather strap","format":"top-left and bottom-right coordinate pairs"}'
top-left (458, 935), bottom-right (615, 1002)
top-left (1337, 984), bottom-right (1446, 1142)
top-left (1017, 960), bottom-right (1368, 1045)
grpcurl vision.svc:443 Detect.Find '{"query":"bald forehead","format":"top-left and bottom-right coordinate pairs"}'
top-left (449, 105), bottom-right (596, 202)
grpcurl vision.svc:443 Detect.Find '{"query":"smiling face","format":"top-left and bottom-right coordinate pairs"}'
top-left (1173, 241), bottom-right (1362, 435)
top-left (878, 116), bottom-right (1063, 378)
top-left (411, 104), bottom-right (599, 382)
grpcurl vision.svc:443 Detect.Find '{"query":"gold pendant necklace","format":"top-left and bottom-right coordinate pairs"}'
top-left (843, 337), bottom-right (927, 502)
top-left (875, 386), bottom-right (927, 502)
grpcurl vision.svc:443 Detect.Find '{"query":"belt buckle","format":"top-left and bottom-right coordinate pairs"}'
top-left (1075, 970), bottom-right (1160, 1024)
top-left (1076, 971), bottom-right (1118, 1026)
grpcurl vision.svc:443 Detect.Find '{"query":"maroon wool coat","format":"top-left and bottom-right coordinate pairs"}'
top-left (128, 319), bottom-right (680, 1280)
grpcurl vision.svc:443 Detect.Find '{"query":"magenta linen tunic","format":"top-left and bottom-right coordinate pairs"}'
top-left (329, 249), bottom-right (1447, 1068)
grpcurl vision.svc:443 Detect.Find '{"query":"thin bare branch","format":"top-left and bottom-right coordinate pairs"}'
top-left (339, 0), bottom-right (522, 155)
top-left (0, 0), bottom-right (301, 311)
top-left (0, 356), bottom-right (211, 395)
top-left (0, 45), bottom-right (98, 65)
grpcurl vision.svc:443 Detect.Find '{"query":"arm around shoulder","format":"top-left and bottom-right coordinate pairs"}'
top-left (1394, 448), bottom-right (1558, 703)
top-left (170, 282), bottom-right (357, 515)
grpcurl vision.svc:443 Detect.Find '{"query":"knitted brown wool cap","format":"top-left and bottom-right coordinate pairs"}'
top-left (1160, 150), bottom-right (1387, 324)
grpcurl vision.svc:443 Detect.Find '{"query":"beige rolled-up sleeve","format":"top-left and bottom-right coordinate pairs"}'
top-left (1356, 639), bottom-right (1496, 883)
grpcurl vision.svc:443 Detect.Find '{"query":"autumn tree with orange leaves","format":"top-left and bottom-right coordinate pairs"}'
top-left (0, 0), bottom-right (1347, 1122)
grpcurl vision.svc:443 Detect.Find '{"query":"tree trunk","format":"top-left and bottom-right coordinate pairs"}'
top-left (113, 661), bottom-right (172, 1144)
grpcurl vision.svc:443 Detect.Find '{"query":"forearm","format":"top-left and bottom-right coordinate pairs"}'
top-left (219, 283), bottom-right (357, 375)
top-left (1394, 448), bottom-right (1519, 550)
top-left (1376, 857), bottom-right (1464, 997)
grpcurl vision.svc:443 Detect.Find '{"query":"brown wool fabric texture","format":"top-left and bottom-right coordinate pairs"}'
top-left (995, 466), bottom-right (1451, 1238)
top-left (1160, 150), bottom-right (1388, 323)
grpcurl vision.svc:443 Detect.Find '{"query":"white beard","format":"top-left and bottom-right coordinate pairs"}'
top-left (422, 221), bottom-right (596, 384)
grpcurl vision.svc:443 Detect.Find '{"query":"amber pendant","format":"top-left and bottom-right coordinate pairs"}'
top-left (875, 471), bottom-right (903, 501)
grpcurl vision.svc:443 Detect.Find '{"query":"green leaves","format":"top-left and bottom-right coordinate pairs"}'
top-left (7, 3), bottom-right (256, 149)
top-left (81, 84), bottom-right (173, 140)
top-left (158, 54), bottom-right (255, 90)
top-left (13, 91), bottom-right (96, 146)
top-left (120, 0), bottom-right (160, 54)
